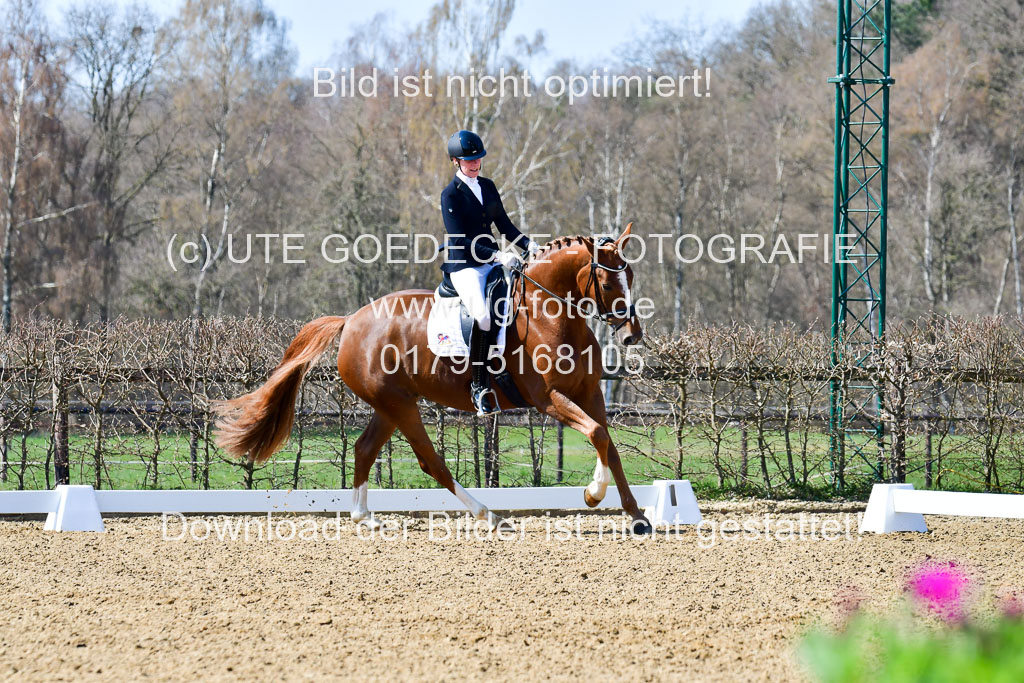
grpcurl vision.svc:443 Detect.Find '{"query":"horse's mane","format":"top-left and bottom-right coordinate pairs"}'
top-left (533, 235), bottom-right (595, 260)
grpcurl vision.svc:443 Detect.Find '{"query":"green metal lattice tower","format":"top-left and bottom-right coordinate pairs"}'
top-left (828, 0), bottom-right (893, 488)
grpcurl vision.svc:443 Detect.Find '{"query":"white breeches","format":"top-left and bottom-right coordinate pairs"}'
top-left (449, 264), bottom-right (495, 331)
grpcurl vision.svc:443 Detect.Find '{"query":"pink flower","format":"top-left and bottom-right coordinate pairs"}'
top-left (998, 591), bottom-right (1024, 620)
top-left (832, 585), bottom-right (866, 630)
top-left (836, 585), bottom-right (865, 618)
top-left (906, 562), bottom-right (971, 622)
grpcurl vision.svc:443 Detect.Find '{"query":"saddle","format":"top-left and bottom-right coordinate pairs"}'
top-left (433, 267), bottom-right (529, 409)
top-left (437, 267), bottom-right (508, 346)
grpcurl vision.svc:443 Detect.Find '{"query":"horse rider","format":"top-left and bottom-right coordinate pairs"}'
top-left (440, 129), bottom-right (541, 415)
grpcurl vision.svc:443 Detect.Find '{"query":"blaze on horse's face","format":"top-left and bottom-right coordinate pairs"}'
top-left (579, 228), bottom-right (644, 346)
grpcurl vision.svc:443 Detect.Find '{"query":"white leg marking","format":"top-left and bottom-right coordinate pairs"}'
top-left (586, 460), bottom-right (612, 502)
top-left (454, 481), bottom-right (487, 519)
top-left (351, 482), bottom-right (370, 522)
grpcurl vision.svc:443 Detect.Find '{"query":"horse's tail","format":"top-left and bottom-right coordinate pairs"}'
top-left (213, 316), bottom-right (347, 464)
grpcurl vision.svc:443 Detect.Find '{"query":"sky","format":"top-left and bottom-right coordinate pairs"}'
top-left (47, 0), bottom-right (760, 75)
top-left (263, 0), bottom-right (758, 74)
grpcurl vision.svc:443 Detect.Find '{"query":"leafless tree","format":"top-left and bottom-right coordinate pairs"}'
top-left (64, 1), bottom-right (176, 322)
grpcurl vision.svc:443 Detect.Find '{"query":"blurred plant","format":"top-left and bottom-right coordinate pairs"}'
top-left (906, 561), bottom-right (972, 623)
top-left (801, 561), bottom-right (1024, 682)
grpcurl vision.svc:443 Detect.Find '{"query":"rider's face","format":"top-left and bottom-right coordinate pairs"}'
top-left (457, 157), bottom-right (482, 178)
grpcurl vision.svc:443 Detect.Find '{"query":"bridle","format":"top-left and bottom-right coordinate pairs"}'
top-left (509, 237), bottom-right (638, 332)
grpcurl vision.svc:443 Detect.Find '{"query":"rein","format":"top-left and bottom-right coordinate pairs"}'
top-left (509, 241), bottom-right (636, 332)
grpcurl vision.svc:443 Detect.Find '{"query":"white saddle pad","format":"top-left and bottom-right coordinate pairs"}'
top-left (427, 290), bottom-right (509, 359)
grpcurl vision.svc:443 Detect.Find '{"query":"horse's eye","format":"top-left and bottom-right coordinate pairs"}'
top-left (601, 284), bottom-right (612, 291)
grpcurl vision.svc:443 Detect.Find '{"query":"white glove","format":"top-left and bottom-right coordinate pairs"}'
top-left (495, 251), bottom-right (523, 270)
top-left (526, 240), bottom-right (542, 256)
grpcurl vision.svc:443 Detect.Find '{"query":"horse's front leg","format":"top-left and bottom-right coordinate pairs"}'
top-left (583, 458), bottom-right (612, 508)
top-left (540, 389), bottom-right (652, 533)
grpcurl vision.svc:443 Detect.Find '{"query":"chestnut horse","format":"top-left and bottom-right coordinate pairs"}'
top-left (214, 224), bottom-right (652, 532)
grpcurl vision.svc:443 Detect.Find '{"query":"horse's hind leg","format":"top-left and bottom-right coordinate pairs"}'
top-left (350, 411), bottom-right (396, 523)
top-left (390, 405), bottom-right (503, 528)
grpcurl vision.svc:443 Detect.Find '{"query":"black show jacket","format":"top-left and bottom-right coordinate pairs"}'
top-left (439, 174), bottom-right (529, 272)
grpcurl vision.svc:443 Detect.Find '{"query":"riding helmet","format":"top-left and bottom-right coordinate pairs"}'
top-left (447, 130), bottom-right (487, 160)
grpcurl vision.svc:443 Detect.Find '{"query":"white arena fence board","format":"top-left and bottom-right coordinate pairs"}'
top-left (0, 491), bottom-right (58, 515)
top-left (892, 489), bottom-right (1024, 518)
top-left (98, 486), bottom-right (647, 513)
top-left (0, 480), bottom-right (702, 532)
top-left (860, 483), bottom-right (1024, 533)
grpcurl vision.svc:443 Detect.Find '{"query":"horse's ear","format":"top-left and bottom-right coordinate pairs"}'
top-left (616, 222), bottom-right (633, 246)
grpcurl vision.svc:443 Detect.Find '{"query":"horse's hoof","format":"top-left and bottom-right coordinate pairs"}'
top-left (494, 517), bottom-right (516, 535)
top-left (484, 510), bottom-right (510, 532)
top-left (356, 516), bottom-right (382, 531)
top-left (630, 518), bottom-right (653, 535)
top-left (583, 488), bottom-right (601, 508)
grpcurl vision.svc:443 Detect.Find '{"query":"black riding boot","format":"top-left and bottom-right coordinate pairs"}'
top-left (469, 322), bottom-right (499, 415)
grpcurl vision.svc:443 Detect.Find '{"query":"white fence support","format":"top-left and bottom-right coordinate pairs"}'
top-left (44, 485), bottom-right (104, 532)
top-left (860, 483), bottom-right (1024, 533)
top-left (0, 480), bottom-right (701, 532)
top-left (644, 480), bottom-right (702, 525)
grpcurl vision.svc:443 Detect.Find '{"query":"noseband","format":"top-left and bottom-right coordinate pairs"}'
top-left (584, 237), bottom-right (637, 332)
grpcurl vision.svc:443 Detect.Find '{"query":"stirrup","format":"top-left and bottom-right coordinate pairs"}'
top-left (472, 385), bottom-right (500, 416)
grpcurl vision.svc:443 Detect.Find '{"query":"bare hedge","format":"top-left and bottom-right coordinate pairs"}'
top-left (634, 317), bottom-right (1024, 495)
top-left (2, 316), bottom-right (1024, 496)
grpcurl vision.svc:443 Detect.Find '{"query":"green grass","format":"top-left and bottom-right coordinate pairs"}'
top-left (801, 610), bottom-right (1024, 682)
top-left (0, 424), bottom-right (665, 492)
top-left (1, 422), bottom-right (1020, 499)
